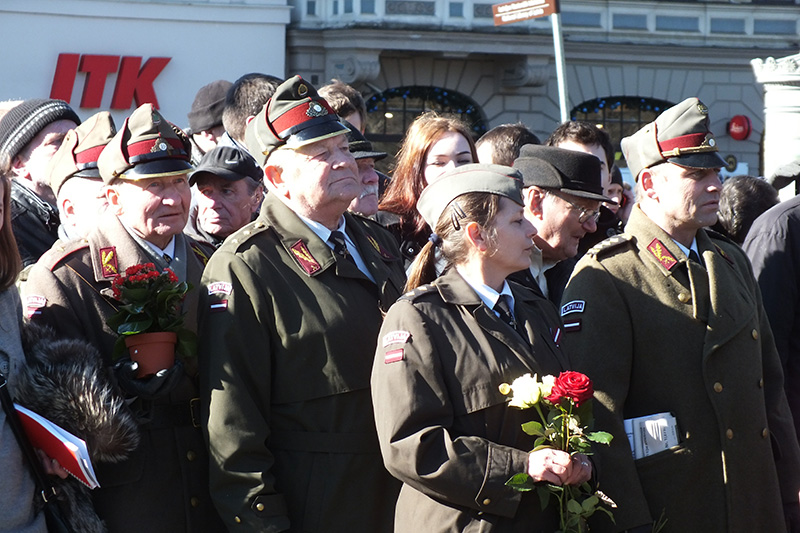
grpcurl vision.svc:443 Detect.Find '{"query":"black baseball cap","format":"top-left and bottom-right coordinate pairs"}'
top-left (189, 145), bottom-right (263, 186)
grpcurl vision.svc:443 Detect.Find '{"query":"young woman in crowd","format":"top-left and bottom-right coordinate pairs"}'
top-left (0, 173), bottom-right (46, 533)
top-left (372, 164), bottom-right (592, 532)
top-left (377, 112), bottom-right (477, 267)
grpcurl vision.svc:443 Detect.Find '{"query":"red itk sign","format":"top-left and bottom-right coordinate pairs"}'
top-left (492, 0), bottom-right (559, 26)
top-left (50, 53), bottom-right (171, 110)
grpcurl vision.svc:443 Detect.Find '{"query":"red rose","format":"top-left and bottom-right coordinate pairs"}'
top-left (545, 371), bottom-right (594, 407)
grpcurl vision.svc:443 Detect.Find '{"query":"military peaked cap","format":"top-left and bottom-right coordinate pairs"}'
top-left (47, 111), bottom-right (116, 195)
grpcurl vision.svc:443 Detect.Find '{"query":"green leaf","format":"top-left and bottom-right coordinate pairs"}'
top-left (536, 486), bottom-right (552, 510)
top-left (117, 317), bottom-right (153, 335)
top-left (587, 431), bottom-right (614, 445)
top-left (521, 420), bottom-right (545, 436)
top-left (566, 498), bottom-right (583, 514)
top-left (582, 495), bottom-right (599, 512)
top-left (505, 473), bottom-right (537, 491)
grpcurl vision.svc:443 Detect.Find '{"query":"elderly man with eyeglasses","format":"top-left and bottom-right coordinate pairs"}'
top-left (508, 144), bottom-right (611, 306)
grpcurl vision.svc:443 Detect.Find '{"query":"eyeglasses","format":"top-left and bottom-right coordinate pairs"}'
top-left (549, 192), bottom-right (601, 224)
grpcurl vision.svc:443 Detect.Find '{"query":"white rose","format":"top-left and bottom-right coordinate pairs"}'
top-left (507, 373), bottom-right (542, 408)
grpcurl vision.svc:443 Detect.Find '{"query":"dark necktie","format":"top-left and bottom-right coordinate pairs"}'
top-left (329, 231), bottom-right (355, 264)
top-left (163, 253), bottom-right (172, 265)
top-left (494, 295), bottom-right (526, 340)
top-left (688, 249), bottom-right (702, 266)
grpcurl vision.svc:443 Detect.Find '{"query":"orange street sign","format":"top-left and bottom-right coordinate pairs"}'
top-left (492, 0), bottom-right (559, 26)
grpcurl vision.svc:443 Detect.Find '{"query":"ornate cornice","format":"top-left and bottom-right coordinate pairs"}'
top-left (752, 52), bottom-right (800, 86)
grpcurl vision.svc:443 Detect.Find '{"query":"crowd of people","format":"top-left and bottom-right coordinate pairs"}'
top-left (0, 69), bottom-right (799, 533)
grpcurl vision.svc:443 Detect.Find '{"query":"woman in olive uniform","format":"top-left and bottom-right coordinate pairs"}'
top-left (371, 163), bottom-right (592, 532)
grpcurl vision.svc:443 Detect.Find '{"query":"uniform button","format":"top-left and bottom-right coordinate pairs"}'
top-left (256, 503), bottom-right (265, 512)
top-left (726, 429), bottom-right (734, 439)
top-left (482, 498), bottom-right (491, 506)
top-left (234, 516), bottom-right (242, 523)
top-left (762, 428), bottom-right (769, 438)
top-left (752, 329), bottom-right (759, 340)
top-left (190, 497), bottom-right (200, 507)
top-left (186, 450), bottom-right (197, 461)
top-left (244, 231), bottom-right (251, 236)
top-left (678, 293), bottom-right (690, 303)
top-left (759, 378), bottom-right (764, 388)
top-left (713, 382), bottom-right (723, 393)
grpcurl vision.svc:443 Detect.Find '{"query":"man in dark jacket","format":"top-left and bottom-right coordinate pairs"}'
top-left (199, 75), bottom-right (405, 532)
top-left (0, 98), bottom-right (80, 268)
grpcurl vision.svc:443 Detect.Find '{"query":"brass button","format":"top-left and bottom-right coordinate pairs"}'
top-left (190, 497), bottom-right (200, 507)
top-left (762, 428), bottom-right (769, 438)
top-left (678, 293), bottom-right (690, 303)
top-left (752, 329), bottom-right (759, 340)
top-left (759, 378), bottom-right (764, 388)
top-left (234, 516), bottom-right (242, 523)
top-left (186, 450), bottom-right (197, 461)
top-left (256, 503), bottom-right (265, 512)
top-left (482, 498), bottom-right (491, 506)
top-left (713, 382), bottom-right (723, 393)
top-left (726, 429), bottom-right (734, 440)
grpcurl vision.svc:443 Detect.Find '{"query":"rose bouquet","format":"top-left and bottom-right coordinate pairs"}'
top-left (106, 263), bottom-right (196, 362)
top-left (499, 371), bottom-right (615, 533)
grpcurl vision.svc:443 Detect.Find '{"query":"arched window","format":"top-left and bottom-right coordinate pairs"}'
top-left (571, 96), bottom-right (674, 168)
top-left (365, 86), bottom-right (488, 171)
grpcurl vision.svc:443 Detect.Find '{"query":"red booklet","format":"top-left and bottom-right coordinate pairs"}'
top-left (14, 403), bottom-right (99, 489)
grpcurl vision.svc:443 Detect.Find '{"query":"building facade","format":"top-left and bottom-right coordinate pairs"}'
top-left (286, 0), bottom-right (800, 180)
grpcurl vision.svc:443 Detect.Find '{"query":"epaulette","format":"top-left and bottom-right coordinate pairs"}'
top-left (586, 233), bottom-right (634, 259)
top-left (220, 219), bottom-right (271, 251)
top-left (399, 284), bottom-right (436, 302)
top-left (40, 239), bottom-right (90, 271)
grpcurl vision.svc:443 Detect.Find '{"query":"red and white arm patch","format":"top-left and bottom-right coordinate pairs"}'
top-left (25, 295), bottom-right (47, 319)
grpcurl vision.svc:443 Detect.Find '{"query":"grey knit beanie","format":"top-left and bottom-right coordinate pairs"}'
top-left (0, 98), bottom-right (81, 164)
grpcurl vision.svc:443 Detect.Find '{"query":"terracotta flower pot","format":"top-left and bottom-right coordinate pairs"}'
top-left (125, 331), bottom-right (177, 378)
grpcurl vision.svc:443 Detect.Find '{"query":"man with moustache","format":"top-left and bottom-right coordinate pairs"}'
top-left (23, 103), bottom-right (222, 532)
top-left (344, 121), bottom-right (387, 217)
top-left (199, 76), bottom-right (405, 532)
top-left (561, 97), bottom-right (800, 532)
top-left (509, 144), bottom-right (610, 306)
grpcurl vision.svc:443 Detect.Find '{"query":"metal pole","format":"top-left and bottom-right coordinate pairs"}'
top-left (551, 12), bottom-right (569, 122)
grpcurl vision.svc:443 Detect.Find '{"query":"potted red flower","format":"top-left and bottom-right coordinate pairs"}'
top-left (106, 263), bottom-right (196, 377)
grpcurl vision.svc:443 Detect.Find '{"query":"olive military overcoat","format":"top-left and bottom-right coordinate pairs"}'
top-left (23, 213), bottom-right (223, 532)
top-left (199, 193), bottom-right (406, 532)
top-left (372, 268), bottom-right (570, 532)
top-left (561, 206), bottom-right (800, 532)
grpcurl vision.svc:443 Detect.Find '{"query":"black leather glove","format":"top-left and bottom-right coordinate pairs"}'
top-left (113, 357), bottom-right (185, 400)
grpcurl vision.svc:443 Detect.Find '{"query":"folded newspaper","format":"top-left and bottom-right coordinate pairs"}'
top-left (624, 412), bottom-right (680, 460)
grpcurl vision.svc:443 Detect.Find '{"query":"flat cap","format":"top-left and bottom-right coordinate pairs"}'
top-left (621, 97), bottom-right (726, 180)
top-left (187, 79), bottom-right (232, 133)
top-left (245, 75), bottom-right (349, 167)
top-left (417, 163), bottom-right (523, 229)
top-left (46, 111), bottom-right (116, 195)
top-left (344, 121), bottom-right (386, 161)
top-left (189, 145), bottom-right (263, 186)
top-left (513, 144), bottom-right (611, 202)
top-left (98, 103), bottom-right (192, 184)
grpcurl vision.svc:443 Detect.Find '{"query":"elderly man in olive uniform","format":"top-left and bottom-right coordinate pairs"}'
top-left (561, 97), bottom-right (800, 532)
top-left (199, 76), bottom-right (405, 531)
top-left (23, 104), bottom-right (222, 532)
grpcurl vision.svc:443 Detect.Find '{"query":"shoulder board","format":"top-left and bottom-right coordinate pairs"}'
top-left (40, 239), bottom-right (90, 271)
top-left (399, 284), bottom-right (436, 302)
top-left (586, 233), bottom-right (634, 258)
top-left (704, 227), bottom-right (735, 245)
top-left (219, 220), bottom-right (271, 250)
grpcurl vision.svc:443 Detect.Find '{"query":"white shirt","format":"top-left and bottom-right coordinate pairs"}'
top-left (456, 265), bottom-right (516, 320)
top-left (528, 245), bottom-right (558, 298)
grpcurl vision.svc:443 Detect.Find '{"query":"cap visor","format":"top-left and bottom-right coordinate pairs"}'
top-left (122, 159), bottom-right (193, 180)
top-left (74, 168), bottom-right (102, 179)
top-left (285, 121), bottom-right (349, 149)
top-left (559, 188), bottom-right (613, 203)
top-left (352, 150), bottom-right (387, 161)
top-left (667, 151), bottom-right (726, 170)
top-left (189, 168), bottom-right (245, 186)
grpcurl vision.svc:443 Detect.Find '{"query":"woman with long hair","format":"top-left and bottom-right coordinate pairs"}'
top-left (372, 164), bottom-right (592, 532)
top-left (0, 172), bottom-right (46, 533)
top-left (377, 112), bottom-right (477, 266)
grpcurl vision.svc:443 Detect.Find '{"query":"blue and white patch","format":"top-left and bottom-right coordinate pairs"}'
top-left (561, 300), bottom-right (585, 317)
